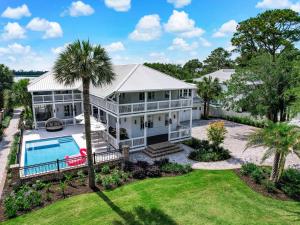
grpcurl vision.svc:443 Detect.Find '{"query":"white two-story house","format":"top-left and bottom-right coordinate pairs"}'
top-left (28, 64), bottom-right (196, 151)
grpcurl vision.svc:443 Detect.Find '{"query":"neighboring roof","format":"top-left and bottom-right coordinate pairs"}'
top-left (28, 64), bottom-right (195, 98)
top-left (193, 69), bottom-right (235, 83)
top-left (28, 71), bottom-right (81, 92)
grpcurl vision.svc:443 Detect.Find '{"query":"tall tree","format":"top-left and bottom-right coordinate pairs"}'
top-left (232, 9), bottom-right (300, 64)
top-left (183, 59), bottom-right (203, 77)
top-left (202, 48), bottom-right (234, 74)
top-left (227, 48), bottom-right (300, 122)
top-left (12, 79), bottom-right (32, 114)
top-left (144, 62), bottom-right (191, 80)
top-left (54, 40), bottom-right (115, 189)
top-left (0, 64), bottom-right (14, 109)
top-left (246, 122), bottom-right (300, 182)
top-left (197, 76), bottom-right (222, 119)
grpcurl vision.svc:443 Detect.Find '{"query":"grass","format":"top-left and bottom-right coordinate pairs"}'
top-left (2, 170), bottom-right (300, 225)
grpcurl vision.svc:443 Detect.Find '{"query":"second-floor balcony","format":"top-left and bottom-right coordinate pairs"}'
top-left (32, 91), bottom-right (82, 104)
top-left (90, 94), bottom-right (192, 115)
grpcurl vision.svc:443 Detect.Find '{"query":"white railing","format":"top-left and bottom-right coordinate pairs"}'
top-left (36, 118), bottom-right (74, 128)
top-left (90, 95), bottom-right (119, 114)
top-left (170, 129), bottom-right (191, 141)
top-left (119, 136), bottom-right (145, 148)
top-left (118, 99), bottom-right (192, 114)
top-left (33, 93), bottom-right (82, 104)
top-left (54, 94), bottom-right (73, 102)
top-left (102, 132), bottom-right (118, 149)
top-left (33, 95), bottom-right (53, 104)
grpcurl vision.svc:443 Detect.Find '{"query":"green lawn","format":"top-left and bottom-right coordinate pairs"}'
top-left (2, 170), bottom-right (300, 225)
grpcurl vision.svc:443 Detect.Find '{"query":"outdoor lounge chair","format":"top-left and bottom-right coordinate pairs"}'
top-left (45, 118), bottom-right (63, 132)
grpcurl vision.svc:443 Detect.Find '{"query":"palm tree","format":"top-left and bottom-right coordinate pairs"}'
top-left (197, 76), bottom-right (222, 119)
top-left (246, 122), bottom-right (300, 182)
top-left (54, 40), bottom-right (115, 189)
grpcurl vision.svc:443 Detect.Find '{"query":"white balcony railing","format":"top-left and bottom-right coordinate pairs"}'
top-left (170, 129), bottom-right (191, 141)
top-left (118, 99), bottom-right (192, 114)
top-left (119, 136), bottom-right (145, 149)
top-left (33, 93), bottom-right (82, 104)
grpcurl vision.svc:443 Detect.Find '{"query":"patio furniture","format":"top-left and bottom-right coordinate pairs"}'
top-left (45, 118), bottom-right (63, 132)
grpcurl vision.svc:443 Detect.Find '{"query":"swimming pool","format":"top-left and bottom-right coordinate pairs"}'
top-left (24, 136), bottom-right (80, 175)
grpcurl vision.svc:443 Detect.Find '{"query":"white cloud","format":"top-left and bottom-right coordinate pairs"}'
top-left (104, 0), bottom-right (131, 12)
top-left (213, 19), bottom-right (238, 38)
top-left (64, 1), bottom-right (94, 17)
top-left (164, 10), bottom-right (204, 38)
top-left (27, 17), bottom-right (63, 39)
top-left (0, 43), bottom-right (54, 70)
top-left (199, 37), bottom-right (212, 47)
top-left (129, 14), bottom-right (162, 41)
top-left (1, 22), bottom-right (26, 40)
top-left (167, 0), bottom-right (192, 8)
top-left (105, 41), bottom-right (125, 52)
top-left (168, 37), bottom-right (198, 51)
top-left (51, 43), bottom-right (70, 54)
top-left (256, 0), bottom-right (300, 12)
top-left (1, 4), bottom-right (31, 19)
top-left (149, 52), bottom-right (170, 63)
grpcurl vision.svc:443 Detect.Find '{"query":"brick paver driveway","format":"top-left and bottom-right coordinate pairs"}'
top-left (191, 119), bottom-right (300, 170)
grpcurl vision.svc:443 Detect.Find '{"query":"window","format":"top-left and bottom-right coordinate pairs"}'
top-left (139, 92), bottom-right (145, 101)
top-left (188, 89), bottom-right (192, 97)
top-left (64, 105), bottom-right (71, 117)
top-left (183, 89), bottom-right (188, 97)
top-left (147, 115), bottom-right (154, 128)
top-left (148, 92), bottom-right (155, 100)
top-left (165, 91), bottom-right (170, 99)
top-left (140, 117), bottom-right (144, 130)
top-left (165, 114), bottom-right (169, 126)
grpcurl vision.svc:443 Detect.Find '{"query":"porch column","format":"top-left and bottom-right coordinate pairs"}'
top-left (72, 90), bottom-right (76, 125)
top-left (169, 90), bottom-right (171, 108)
top-left (189, 108), bottom-right (193, 132)
top-left (168, 111), bottom-right (171, 141)
top-left (32, 98), bottom-right (37, 129)
top-left (116, 117), bottom-right (120, 148)
top-left (145, 91), bottom-right (147, 111)
top-left (144, 114), bottom-right (147, 146)
top-left (105, 113), bottom-right (109, 142)
top-left (52, 91), bottom-right (56, 118)
top-left (97, 108), bottom-right (100, 122)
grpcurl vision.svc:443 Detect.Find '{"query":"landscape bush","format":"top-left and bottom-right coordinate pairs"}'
top-left (262, 180), bottom-right (277, 193)
top-left (186, 138), bottom-right (230, 162)
top-left (7, 132), bottom-right (20, 166)
top-left (1, 115), bottom-right (12, 128)
top-left (207, 121), bottom-right (227, 146)
top-left (240, 163), bottom-right (258, 176)
top-left (101, 165), bottom-right (110, 174)
top-left (250, 168), bottom-right (265, 184)
top-left (278, 168), bottom-right (300, 200)
top-left (160, 163), bottom-right (192, 174)
top-left (146, 166), bottom-right (161, 177)
top-left (211, 115), bottom-right (267, 128)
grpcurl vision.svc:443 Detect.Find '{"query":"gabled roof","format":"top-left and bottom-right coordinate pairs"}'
top-left (28, 64), bottom-right (195, 98)
top-left (28, 71), bottom-right (81, 92)
top-left (193, 69), bottom-right (235, 83)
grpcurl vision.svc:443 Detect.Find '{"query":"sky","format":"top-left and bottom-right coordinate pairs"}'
top-left (0, 0), bottom-right (299, 70)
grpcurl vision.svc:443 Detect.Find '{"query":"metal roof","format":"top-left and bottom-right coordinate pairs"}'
top-left (194, 69), bottom-right (235, 83)
top-left (28, 64), bottom-right (195, 98)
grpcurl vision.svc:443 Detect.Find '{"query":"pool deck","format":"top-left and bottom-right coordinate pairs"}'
top-left (22, 125), bottom-right (87, 167)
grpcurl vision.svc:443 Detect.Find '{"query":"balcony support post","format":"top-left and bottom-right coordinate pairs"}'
top-left (72, 90), bottom-right (76, 125)
top-left (32, 94), bottom-right (37, 129)
top-left (116, 116), bottom-right (120, 148)
top-left (168, 111), bottom-right (171, 141)
top-left (52, 91), bottom-right (56, 118)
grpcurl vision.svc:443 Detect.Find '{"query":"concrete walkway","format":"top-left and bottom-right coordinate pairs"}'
top-left (0, 109), bottom-right (21, 199)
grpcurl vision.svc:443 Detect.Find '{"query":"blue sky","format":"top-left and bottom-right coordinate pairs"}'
top-left (0, 0), bottom-right (299, 70)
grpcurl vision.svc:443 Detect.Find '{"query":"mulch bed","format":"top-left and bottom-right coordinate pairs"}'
top-left (234, 169), bottom-right (292, 201)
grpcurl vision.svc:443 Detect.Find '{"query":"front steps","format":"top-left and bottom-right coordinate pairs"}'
top-left (91, 131), bottom-right (108, 153)
top-left (143, 141), bottom-right (183, 158)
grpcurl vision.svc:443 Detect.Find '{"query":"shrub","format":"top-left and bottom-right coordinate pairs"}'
top-left (240, 163), bottom-right (258, 176)
top-left (160, 163), bottom-right (191, 174)
top-left (146, 166), bottom-right (161, 178)
top-left (154, 158), bottom-right (169, 167)
top-left (33, 180), bottom-right (46, 191)
top-left (101, 165), bottom-right (110, 174)
top-left (278, 168), bottom-right (300, 199)
top-left (183, 138), bottom-right (210, 150)
top-left (27, 190), bottom-right (42, 207)
top-left (64, 174), bottom-right (73, 186)
top-left (132, 167), bottom-right (147, 179)
top-left (59, 181), bottom-right (67, 198)
top-left (136, 161), bottom-right (149, 169)
top-left (102, 176), bottom-right (113, 190)
top-left (2, 115), bottom-right (12, 128)
top-left (250, 168), bottom-right (264, 184)
top-left (95, 173), bottom-right (102, 184)
top-left (77, 170), bottom-right (86, 186)
top-left (262, 180), bottom-right (277, 193)
top-left (8, 133), bottom-right (20, 166)
top-left (207, 121), bottom-right (227, 146)
top-left (120, 171), bottom-right (130, 181)
top-left (44, 183), bottom-right (52, 193)
top-left (111, 173), bottom-right (121, 186)
top-left (188, 145), bottom-right (230, 162)
top-left (4, 194), bottom-right (17, 218)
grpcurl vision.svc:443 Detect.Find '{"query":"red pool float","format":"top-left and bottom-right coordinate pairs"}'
top-left (65, 148), bottom-right (87, 167)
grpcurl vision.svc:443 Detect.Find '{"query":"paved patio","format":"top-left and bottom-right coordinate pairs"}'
top-left (131, 119), bottom-right (300, 170)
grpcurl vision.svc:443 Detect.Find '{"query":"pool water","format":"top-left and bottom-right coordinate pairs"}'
top-left (25, 136), bottom-right (80, 167)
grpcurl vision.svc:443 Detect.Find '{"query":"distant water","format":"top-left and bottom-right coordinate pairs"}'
top-left (14, 76), bottom-right (39, 82)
